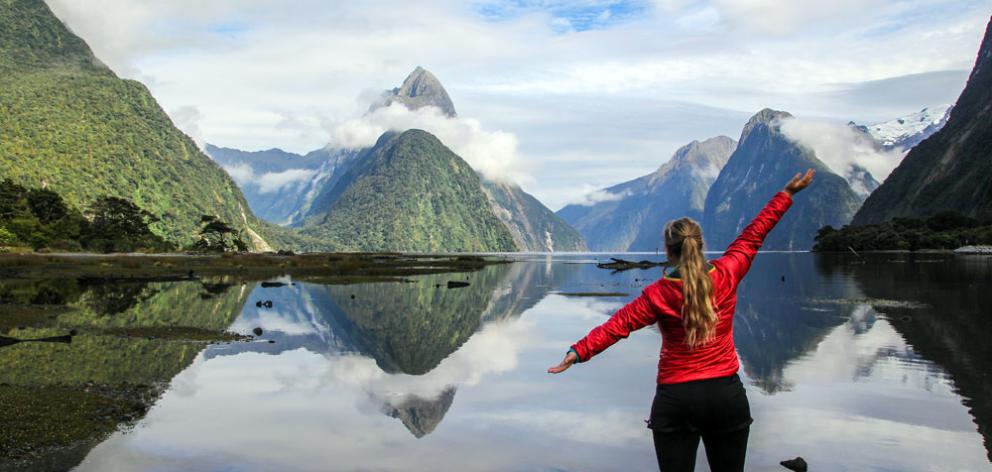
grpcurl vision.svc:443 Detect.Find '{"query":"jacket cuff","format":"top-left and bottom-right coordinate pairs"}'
top-left (568, 346), bottom-right (584, 363)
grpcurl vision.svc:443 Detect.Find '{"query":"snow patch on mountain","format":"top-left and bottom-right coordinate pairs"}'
top-left (863, 105), bottom-right (952, 150)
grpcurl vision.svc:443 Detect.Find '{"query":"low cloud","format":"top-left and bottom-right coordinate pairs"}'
top-left (221, 164), bottom-right (317, 194)
top-left (565, 186), bottom-right (631, 207)
top-left (222, 163), bottom-right (255, 187)
top-left (779, 117), bottom-right (905, 182)
top-left (170, 105), bottom-right (206, 149)
top-left (257, 168), bottom-right (318, 194)
top-left (329, 104), bottom-right (530, 184)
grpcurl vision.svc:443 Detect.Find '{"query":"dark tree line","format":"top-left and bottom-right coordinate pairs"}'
top-left (814, 211), bottom-right (992, 251)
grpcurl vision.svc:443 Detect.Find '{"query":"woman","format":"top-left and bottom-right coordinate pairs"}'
top-left (548, 169), bottom-right (815, 471)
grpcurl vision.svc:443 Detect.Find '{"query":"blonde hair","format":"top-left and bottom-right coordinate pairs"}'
top-left (665, 218), bottom-right (716, 348)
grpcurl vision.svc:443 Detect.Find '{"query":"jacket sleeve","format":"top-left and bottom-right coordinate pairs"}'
top-left (570, 290), bottom-right (658, 363)
top-left (715, 191), bottom-right (793, 286)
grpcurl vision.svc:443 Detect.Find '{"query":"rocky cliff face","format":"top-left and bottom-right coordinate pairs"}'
top-left (854, 17), bottom-right (992, 224)
top-left (370, 66), bottom-right (457, 117)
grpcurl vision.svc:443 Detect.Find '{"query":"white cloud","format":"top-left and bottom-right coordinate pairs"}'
top-left (779, 117), bottom-right (906, 182)
top-left (565, 186), bottom-right (631, 207)
top-left (257, 168), bottom-right (318, 194)
top-left (169, 105), bottom-right (206, 149)
top-left (711, 0), bottom-right (873, 35)
top-left (221, 162), bottom-right (255, 187)
top-left (330, 104), bottom-right (530, 184)
top-left (219, 164), bottom-right (318, 194)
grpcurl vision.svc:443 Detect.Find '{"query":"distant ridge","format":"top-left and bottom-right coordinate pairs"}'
top-left (558, 136), bottom-right (735, 251)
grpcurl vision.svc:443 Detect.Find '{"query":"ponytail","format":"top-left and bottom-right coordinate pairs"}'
top-left (664, 218), bottom-right (716, 348)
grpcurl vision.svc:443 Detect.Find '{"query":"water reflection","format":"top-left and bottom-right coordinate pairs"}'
top-left (0, 278), bottom-right (247, 472)
top-left (2, 253), bottom-right (991, 471)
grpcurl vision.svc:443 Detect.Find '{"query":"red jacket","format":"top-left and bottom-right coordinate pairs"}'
top-left (570, 191), bottom-right (793, 384)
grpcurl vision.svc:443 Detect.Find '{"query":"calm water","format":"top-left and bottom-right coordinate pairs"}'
top-left (2, 253), bottom-right (991, 471)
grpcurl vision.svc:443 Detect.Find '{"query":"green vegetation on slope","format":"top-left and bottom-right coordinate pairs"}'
top-left (0, 0), bottom-right (267, 248)
top-left (301, 130), bottom-right (518, 252)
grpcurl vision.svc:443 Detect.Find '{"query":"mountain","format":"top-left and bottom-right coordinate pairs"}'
top-left (483, 180), bottom-right (587, 252)
top-left (703, 109), bottom-right (863, 250)
top-left (205, 144), bottom-right (358, 225)
top-left (557, 137), bottom-right (736, 251)
top-left (858, 105), bottom-right (953, 151)
top-left (0, 0), bottom-right (269, 249)
top-left (299, 129), bottom-right (518, 252)
top-left (382, 388), bottom-right (456, 438)
top-left (292, 66), bottom-right (582, 251)
top-left (854, 17), bottom-right (992, 225)
top-left (370, 66), bottom-right (457, 117)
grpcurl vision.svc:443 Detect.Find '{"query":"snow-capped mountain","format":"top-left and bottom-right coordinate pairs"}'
top-left (862, 105), bottom-right (953, 151)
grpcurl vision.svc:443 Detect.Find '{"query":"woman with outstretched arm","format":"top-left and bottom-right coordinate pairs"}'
top-left (548, 169), bottom-right (815, 472)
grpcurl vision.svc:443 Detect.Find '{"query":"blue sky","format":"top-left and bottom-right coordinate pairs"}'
top-left (46, 0), bottom-right (992, 209)
top-left (475, 0), bottom-right (651, 32)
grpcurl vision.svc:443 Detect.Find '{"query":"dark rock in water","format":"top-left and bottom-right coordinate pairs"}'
top-left (268, 339), bottom-right (275, 343)
top-left (596, 258), bottom-right (666, 272)
top-left (447, 281), bottom-right (471, 289)
top-left (260, 281), bottom-right (287, 288)
top-left (780, 456), bottom-right (808, 471)
top-left (263, 300), bottom-right (273, 308)
top-left (252, 327), bottom-right (263, 336)
top-left (435, 283), bottom-right (441, 288)
top-left (350, 294), bottom-right (356, 299)
top-left (781, 275), bottom-right (786, 282)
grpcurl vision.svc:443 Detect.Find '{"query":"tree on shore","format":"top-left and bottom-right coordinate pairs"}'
top-left (191, 215), bottom-right (248, 253)
top-left (83, 197), bottom-right (172, 253)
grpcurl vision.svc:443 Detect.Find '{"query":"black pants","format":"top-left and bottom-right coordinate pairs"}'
top-left (648, 374), bottom-right (752, 471)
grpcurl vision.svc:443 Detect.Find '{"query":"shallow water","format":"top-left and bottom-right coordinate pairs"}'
top-left (2, 253), bottom-right (991, 471)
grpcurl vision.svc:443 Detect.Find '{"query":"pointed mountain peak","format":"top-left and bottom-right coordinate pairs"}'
top-left (370, 66), bottom-right (457, 118)
top-left (740, 108), bottom-right (793, 142)
top-left (650, 136), bottom-right (736, 184)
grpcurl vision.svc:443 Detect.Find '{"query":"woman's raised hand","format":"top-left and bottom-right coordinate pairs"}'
top-left (784, 169), bottom-right (815, 196)
top-left (547, 350), bottom-right (578, 374)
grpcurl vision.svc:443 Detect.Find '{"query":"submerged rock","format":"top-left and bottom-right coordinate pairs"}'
top-left (780, 456), bottom-right (808, 471)
top-left (446, 281), bottom-right (470, 289)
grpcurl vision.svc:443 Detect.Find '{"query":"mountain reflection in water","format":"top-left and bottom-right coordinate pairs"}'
top-left (1, 253), bottom-right (989, 471)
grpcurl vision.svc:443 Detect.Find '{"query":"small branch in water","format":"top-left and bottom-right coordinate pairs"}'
top-left (595, 258), bottom-right (667, 272)
top-left (847, 246), bottom-right (866, 263)
top-left (0, 334), bottom-right (72, 349)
